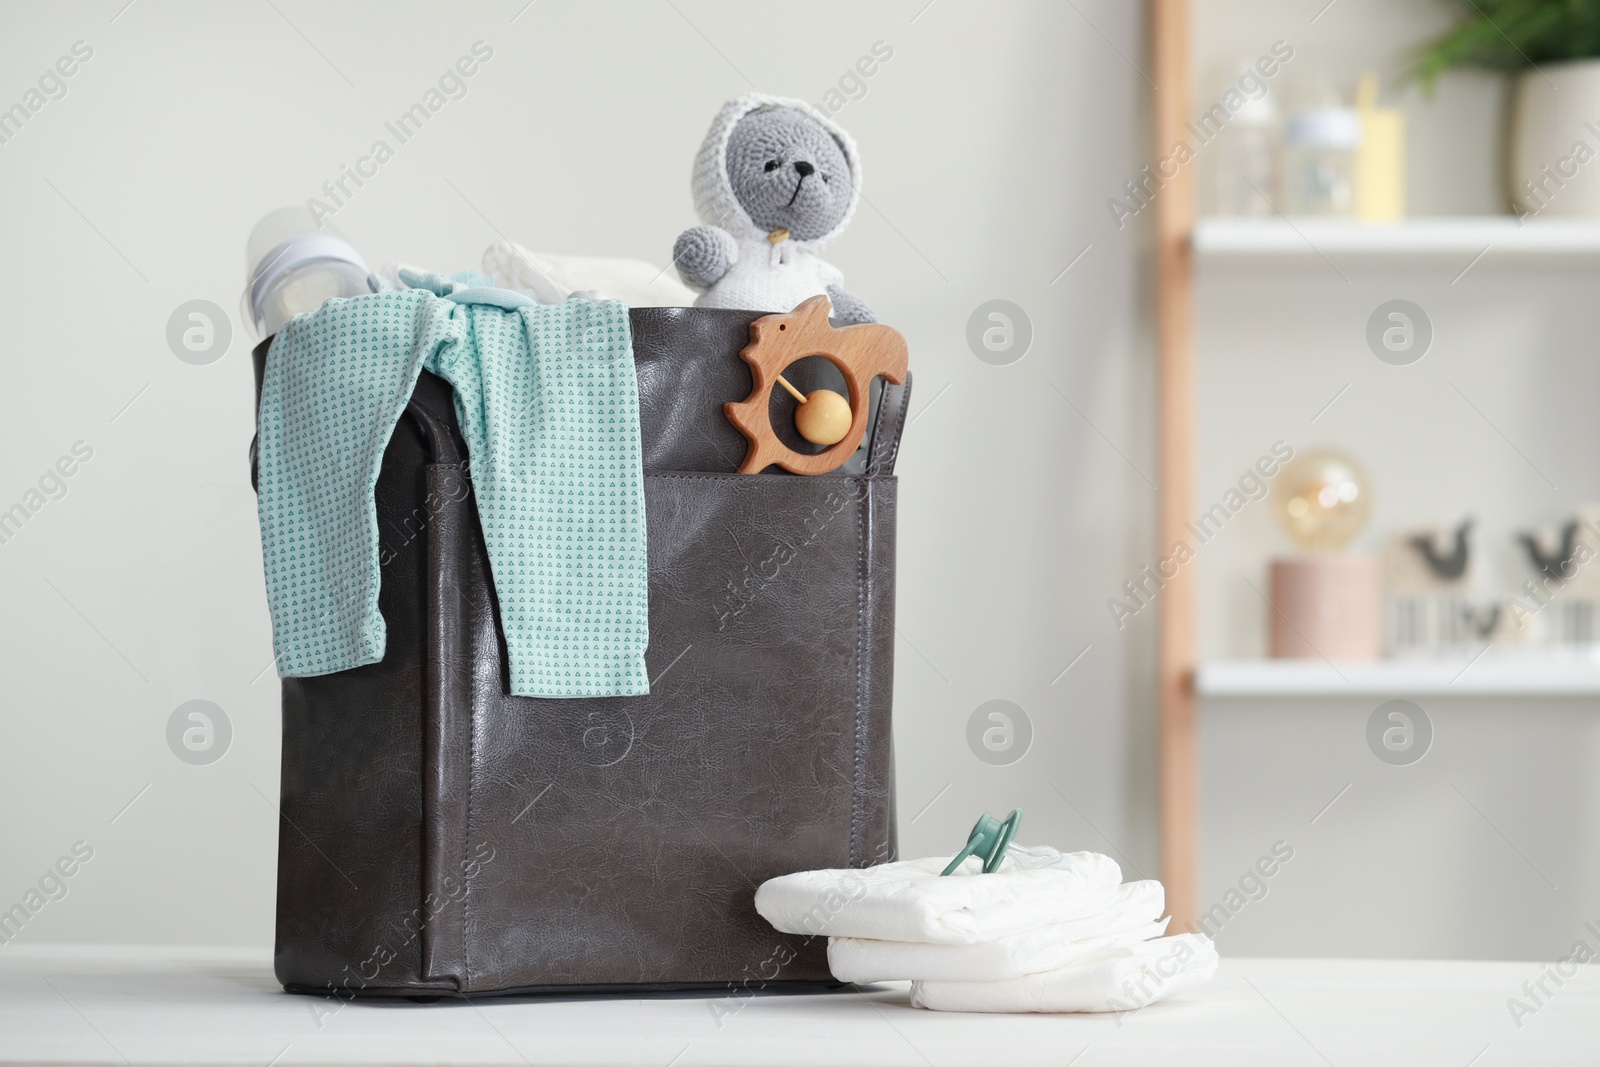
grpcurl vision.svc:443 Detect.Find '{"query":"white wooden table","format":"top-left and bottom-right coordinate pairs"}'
top-left (3, 946), bottom-right (1596, 1065)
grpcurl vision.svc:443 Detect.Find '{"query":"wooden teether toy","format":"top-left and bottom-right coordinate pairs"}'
top-left (725, 295), bottom-right (909, 475)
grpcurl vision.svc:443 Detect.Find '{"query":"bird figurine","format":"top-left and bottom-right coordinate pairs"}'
top-left (1519, 520), bottom-right (1580, 585)
top-left (1409, 517), bottom-right (1473, 581)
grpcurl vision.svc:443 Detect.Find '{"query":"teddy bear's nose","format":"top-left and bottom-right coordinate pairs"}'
top-left (793, 160), bottom-right (815, 178)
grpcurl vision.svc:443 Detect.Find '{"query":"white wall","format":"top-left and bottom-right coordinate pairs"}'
top-left (0, 1), bottom-right (1156, 948)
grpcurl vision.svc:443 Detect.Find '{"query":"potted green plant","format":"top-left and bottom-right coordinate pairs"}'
top-left (1414, 0), bottom-right (1600, 216)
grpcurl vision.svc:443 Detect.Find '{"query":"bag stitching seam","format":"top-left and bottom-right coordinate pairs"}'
top-left (851, 484), bottom-right (868, 868)
top-left (461, 538), bottom-right (478, 993)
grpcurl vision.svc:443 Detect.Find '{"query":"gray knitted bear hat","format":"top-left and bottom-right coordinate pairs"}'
top-left (691, 92), bottom-right (863, 252)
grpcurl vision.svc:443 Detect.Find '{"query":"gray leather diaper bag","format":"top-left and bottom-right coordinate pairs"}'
top-left (249, 306), bottom-right (907, 997)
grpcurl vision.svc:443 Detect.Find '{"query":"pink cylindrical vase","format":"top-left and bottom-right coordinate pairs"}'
top-left (1268, 556), bottom-right (1380, 660)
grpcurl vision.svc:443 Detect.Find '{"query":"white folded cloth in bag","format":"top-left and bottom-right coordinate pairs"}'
top-left (910, 933), bottom-right (1219, 1014)
top-left (481, 241), bottom-right (699, 307)
top-left (754, 846), bottom-right (1122, 945)
top-left (828, 879), bottom-right (1169, 982)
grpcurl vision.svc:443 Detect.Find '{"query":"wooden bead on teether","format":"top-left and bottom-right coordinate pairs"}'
top-left (794, 388), bottom-right (851, 446)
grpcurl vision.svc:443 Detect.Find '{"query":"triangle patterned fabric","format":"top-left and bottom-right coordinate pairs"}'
top-left (256, 289), bottom-right (649, 698)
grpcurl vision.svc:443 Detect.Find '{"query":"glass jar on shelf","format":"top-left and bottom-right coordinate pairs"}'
top-left (1210, 91), bottom-right (1278, 218)
top-left (1282, 107), bottom-right (1361, 216)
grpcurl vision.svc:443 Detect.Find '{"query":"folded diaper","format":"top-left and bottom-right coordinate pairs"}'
top-left (754, 847), bottom-right (1123, 945)
top-left (910, 933), bottom-right (1219, 1014)
top-left (756, 842), bottom-right (1218, 1014)
top-left (828, 879), bottom-right (1168, 983)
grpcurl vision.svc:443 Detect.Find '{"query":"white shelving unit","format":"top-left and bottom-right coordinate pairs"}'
top-left (1197, 657), bottom-right (1600, 697)
top-left (1194, 216), bottom-right (1600, 259)
top-left (1196, 214), bottom-right (1600, 704)
top-left (1150, 3), bottom-right (1600, 919)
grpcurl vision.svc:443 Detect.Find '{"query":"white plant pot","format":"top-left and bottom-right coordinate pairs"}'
top-left (1509, 59), bottom-right (1600, 217)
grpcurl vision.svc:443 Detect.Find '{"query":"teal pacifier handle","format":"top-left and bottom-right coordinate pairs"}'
top-left (397, 268), bottom-right (540, 310)
top-left (443, 286), bottom-right (538, 310)
top-left (939, 808), bottom-right (1022, 875)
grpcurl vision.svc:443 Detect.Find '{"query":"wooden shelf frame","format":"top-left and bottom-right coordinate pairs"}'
top-left (1152, 0), bottom-right (1197, 931)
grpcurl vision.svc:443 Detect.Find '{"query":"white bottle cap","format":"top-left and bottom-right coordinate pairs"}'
top-left (243, 207), bottom-right (369, 336)
top-left (1232, 92), bottom-right (1277, 127)
top-left (1285, 108), bottom-right (1362, 149)
top-left (247, 234), bottom-right (369, 330)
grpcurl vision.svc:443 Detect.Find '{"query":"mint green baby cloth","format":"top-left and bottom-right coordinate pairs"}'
top-left (256, 288), bottom-right (649, 697)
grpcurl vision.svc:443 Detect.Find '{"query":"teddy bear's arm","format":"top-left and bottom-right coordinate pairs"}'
top-left (826, 283), bottom-right (877, 325)
top-left (672, 226), bottom-right (738, 291)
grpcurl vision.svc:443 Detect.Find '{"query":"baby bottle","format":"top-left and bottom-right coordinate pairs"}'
top-left (244, 206), bottom-right (372, 338)
top-left (1282, 106), bottom-right (1361, 216)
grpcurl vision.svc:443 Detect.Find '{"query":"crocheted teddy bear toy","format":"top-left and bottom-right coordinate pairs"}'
top-left (673, 93), bottom-right (875, 324)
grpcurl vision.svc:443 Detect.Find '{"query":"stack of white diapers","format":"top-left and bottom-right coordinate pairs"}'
top-left (754, 846), bottom-right (1218, 1013)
